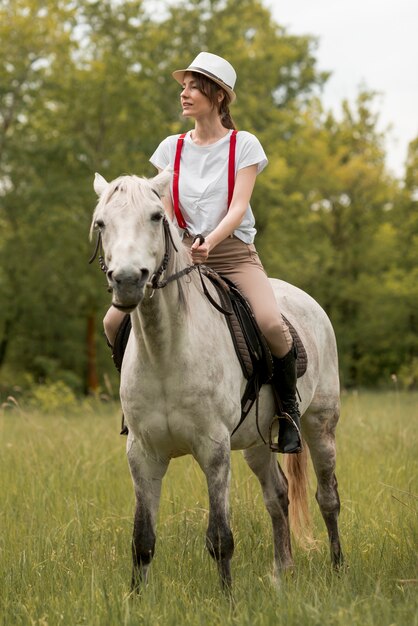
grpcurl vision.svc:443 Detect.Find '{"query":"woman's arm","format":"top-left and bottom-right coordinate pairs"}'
top-left (190, 163), bottom-right (258, 264)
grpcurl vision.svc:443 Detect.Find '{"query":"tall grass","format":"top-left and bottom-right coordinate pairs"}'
top-left (0, 391), bottom-right (417, 625)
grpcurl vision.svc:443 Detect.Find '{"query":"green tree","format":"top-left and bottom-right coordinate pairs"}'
top-left (0, 0), bottom-right (81, 379)
top-left (0, 0), bottom-right (413, 394)
top-left (257, 92), bottom-right (400, 386)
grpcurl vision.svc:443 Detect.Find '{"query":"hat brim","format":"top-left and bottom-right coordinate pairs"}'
top-left (172, 68), bottom-right (236, 103)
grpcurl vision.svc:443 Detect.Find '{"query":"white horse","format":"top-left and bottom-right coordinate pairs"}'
top-left (91, 171), bottom-right (343, 591)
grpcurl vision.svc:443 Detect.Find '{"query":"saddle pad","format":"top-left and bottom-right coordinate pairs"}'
top-left (206, 271), bottom-right (273, 384)
top-left (282, 315), bottom-right (307, 378)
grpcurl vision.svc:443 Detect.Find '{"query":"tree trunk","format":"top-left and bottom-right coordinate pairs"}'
top-left (86, 312), bottom-right (99, 394)
top-left (0, 317), bottom-right (13, 368)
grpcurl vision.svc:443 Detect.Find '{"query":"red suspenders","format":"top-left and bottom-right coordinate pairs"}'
top-left (227, 129), bottom-right (237, 207)
top-left (172, 129), bottom-right (238, 230)
top-left (172, 133), bottom-right (187, 229)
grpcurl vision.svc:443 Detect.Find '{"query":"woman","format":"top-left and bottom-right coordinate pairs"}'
top-left (104, 52), bottom-right (301, 454)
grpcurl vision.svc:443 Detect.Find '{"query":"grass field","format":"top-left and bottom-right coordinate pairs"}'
top-left (0, 391), bottom-right (417, 626)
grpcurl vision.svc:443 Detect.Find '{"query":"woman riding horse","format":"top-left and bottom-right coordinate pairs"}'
top-left (104, 52), bottom-right (301, 454)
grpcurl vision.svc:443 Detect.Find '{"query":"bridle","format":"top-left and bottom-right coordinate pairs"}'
top-left (88, 227), bottom-right (108, 275)
top-left (89, 215), bottom-right (192, 289)
top-left (89, 212), bottom-right (232, 315)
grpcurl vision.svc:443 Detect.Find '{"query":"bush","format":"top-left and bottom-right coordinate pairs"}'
top-left (397, 358), bottom-right (418, 390)
top-left (29, 380), bottom-right (79, 413)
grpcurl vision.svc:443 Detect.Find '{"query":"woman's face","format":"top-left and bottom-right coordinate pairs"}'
top-left (180, 72), bottom-right (217, 119)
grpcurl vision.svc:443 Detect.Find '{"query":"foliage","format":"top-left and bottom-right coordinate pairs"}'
top-left (29, 379), bottom-right (79, 413)
top-left (0, 0), bottom-right (416, 390)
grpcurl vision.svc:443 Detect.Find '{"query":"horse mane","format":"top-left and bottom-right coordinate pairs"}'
top-left (93, 174), bottom-right (154, 220)
top-left (164, 219), bottom-right (197, 310)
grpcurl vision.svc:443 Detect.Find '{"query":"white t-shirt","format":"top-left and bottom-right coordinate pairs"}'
top-left (149, 130), bottom-right (268, 244)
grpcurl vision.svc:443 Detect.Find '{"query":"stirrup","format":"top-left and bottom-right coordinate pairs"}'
top-left (269, 412), bottom-right (302, 453)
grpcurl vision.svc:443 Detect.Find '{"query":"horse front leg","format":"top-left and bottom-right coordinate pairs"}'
top-left (127, 437), bottom-right (169, 591)
top-left (197, 439), bottom-right (234, 592)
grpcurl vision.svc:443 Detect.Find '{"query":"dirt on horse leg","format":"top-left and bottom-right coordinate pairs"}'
top-left (198, 439), bottom-right (235, 592)
top-left (127, 439), bottom-right (169, 591)
top-left (303, 407), bottom-right (343, 568)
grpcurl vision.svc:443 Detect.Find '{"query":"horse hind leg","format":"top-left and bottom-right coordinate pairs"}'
top-left (243, 446), bottom-right (294, 581)
top-left (303, 405), bottom-right (343, 568)
top-left (127, 438), bottom-right (169, 591)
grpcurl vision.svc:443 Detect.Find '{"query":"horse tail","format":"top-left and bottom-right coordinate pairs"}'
top-left (285, 443), bottom-right (313, 545)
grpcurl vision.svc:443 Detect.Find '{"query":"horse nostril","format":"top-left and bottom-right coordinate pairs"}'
top-left (107, 269), bottom-right (122, 285)
top-left (140, 269), bottom-right (149, 283)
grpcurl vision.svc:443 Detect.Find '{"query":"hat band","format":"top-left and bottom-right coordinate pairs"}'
top-left (188, 65), bottom-right (233, 90)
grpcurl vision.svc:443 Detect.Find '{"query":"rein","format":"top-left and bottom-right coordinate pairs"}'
top-left (149, 226), bottom-right (232, 315)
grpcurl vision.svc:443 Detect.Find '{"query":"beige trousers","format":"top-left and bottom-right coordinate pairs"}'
top-left (183, 235), bottom-right (293, 358)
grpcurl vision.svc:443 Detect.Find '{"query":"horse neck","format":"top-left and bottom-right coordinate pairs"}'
top-left (131, 245), bottom-right (202, 363)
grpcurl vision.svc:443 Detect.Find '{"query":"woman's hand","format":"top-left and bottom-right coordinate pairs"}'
top-left (191, 238), bottom-right (211, 264)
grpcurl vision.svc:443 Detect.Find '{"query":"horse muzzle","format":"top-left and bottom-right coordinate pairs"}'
top-left (107, 267), bottom-right (150, 311)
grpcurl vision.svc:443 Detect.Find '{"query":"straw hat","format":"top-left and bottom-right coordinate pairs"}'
top-left (172, 52), bottom-right (237, 103)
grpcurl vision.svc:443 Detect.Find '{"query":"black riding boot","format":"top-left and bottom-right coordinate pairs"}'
top-left (271, 344), bottom-right (302, 454)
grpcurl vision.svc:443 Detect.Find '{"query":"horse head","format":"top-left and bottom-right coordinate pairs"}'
top-left (91, 170), bottom-right (172, 312)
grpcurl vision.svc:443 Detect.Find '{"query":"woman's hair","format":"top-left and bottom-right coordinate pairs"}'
top-left (191, 72), bottom-right (237, 130)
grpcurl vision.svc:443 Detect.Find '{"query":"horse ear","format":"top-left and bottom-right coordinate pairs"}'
top-left (151, 168), bottom-right (172, 197)
top-left (94, 172), bottom-right (109, 196)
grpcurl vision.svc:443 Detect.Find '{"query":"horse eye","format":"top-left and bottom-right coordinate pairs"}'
top-left (95, 219), bottom-right (105, 230)
top-left (151, 212), bottom-right (163, 222)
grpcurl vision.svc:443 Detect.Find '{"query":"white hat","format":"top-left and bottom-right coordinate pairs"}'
top-left (172, 52), bottom-right (237, 103)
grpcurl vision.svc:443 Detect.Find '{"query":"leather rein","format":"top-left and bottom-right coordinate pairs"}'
top-left (89, 213), bottom-right (232, 316)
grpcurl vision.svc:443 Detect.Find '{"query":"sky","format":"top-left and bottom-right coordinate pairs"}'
top-left (268, 0), bottom-right (418, 177)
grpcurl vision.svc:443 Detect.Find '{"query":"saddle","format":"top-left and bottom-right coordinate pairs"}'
top-left (202, 271), bottom-right (307, 434)
top-left (112, 271), bottom-right (307, 435)
top-left (206, 272), bottom-right (307, 380)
